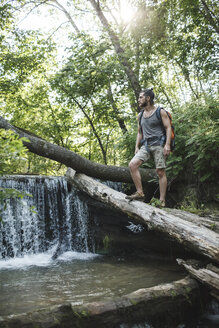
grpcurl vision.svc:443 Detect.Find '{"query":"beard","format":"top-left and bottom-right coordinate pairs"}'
top-left (139, 99), bottom-right (149, 108)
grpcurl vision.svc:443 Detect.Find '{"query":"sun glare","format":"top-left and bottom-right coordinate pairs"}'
top-left (119, 0), bottom-right (136, 24)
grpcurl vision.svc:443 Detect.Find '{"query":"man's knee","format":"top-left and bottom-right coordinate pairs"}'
top-left (156, 168), bottom-right (166, 178)
top-left (129, 159), bottom-right (136, 171)
top-left (129, 159), bottom-right (141, 171)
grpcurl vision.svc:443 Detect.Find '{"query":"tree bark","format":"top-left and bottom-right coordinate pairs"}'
top-left (177, 259), bottom-right (219, 300)
top-left (0, 115), bottom-right (156, 183)
top-left (107, 85), bottom-right (128, 134)
top-left (167, 208), bottom-right (219, 233)
top-left (66, 168), bottom-right (219, 264)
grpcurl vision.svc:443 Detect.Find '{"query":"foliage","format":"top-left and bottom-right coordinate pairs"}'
top-left (179, 194), bottom-right (205, 215)
top-left (0, 2), bottom-right (63, 174)
top-left (0, 130), bottom-right (28, 174)
top-left (50, 33), bottom-right (130, 165)
top-left (0, 185), bottom-right (37, 222)
top-left (116, 116), bottom-right (138, 166)
top-left (0, 129), bottom-right (30, 221)
top-left (0, 188), bottom-right (19, 222)
top-left (166, 97), bottom-right (219, 186)
top-left (125, 0), bottom-right (218, 105)
top-left (149, 197), bottom-right (165, 208)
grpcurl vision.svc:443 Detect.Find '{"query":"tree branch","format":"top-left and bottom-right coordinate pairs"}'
top-left (200, 0), bottom-right (219, 34)
top-left (52, 0), bottom-right (80, 34)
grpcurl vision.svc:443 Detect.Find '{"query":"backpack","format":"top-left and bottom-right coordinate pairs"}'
top-left (139, 106), bottom-right (175, 151)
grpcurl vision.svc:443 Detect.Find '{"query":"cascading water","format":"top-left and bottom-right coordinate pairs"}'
top-left (0, 176), bottom-right (93, 260)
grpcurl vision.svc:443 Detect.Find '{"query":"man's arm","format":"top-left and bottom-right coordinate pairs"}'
top-left (135, 113), bottom-right (143, 154)
top-left (160, 109), bottom-right (171, 156)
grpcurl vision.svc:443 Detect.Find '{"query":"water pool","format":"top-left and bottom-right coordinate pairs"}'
top-left (0, 248), bottom-right (185, 316)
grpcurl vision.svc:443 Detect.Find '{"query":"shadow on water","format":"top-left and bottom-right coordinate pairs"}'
top-left (120, 300), bottom-right (219, 327)
top-left (120, 297), bottom-right (219, 328)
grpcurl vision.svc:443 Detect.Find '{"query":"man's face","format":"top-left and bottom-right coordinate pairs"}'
top-left (138, 93), bottom-right (149, 108)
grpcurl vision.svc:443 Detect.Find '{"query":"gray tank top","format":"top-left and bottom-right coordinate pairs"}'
top-left (140, 108), bottom-right (164, 146)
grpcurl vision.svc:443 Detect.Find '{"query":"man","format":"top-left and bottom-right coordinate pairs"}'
top-left (126, 88), bottom-right (171, 207)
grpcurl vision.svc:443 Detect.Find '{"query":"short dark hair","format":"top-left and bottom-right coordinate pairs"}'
top-left (140, 88), bottom-right (155, 105)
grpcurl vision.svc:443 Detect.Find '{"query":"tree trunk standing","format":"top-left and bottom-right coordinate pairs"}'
top-left (107, 86), bottom-right (128, 134)
top-left (175, 59), bottom-right (199, 99)
top-left (88, 0), bottom-right (141, 107)
top-left (72, 97), bottom-right (108, 165)
top-left (66, 168), bottom-right (219, 264)
top-left (0, 115), bottom-right (156, 182)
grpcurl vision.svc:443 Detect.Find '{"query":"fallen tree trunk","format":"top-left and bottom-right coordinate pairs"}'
top-left (0, 115), bottom-right (155, 183)
top-left (177, 259), bottom-right (219, 300)
top-left (0, 277), bottom-right (202, 328)
top-left (66, 168), bottom-right (219, 264)
top-left (167, 208), bottom-right (219, 233)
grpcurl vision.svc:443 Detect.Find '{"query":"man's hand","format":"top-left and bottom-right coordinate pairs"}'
top-left (135, 146), bottom-right (140, 154)
top-left (163, 144), bottom-right (171, 156)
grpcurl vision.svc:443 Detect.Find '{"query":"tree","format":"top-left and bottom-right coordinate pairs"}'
top-left (0, 115), bottom-right (156, 183)
top-left (50, 33), bottom-right (129, 164)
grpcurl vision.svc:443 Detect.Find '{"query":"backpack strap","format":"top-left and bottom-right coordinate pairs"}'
top-left (139, 109), bottom-right (144, 133)
top-left (156, 106), bottom-right (175, 151)
top-left (156, 106), bottom-right (166, 134)
top-left (155, 106), bottom-right (163, 122)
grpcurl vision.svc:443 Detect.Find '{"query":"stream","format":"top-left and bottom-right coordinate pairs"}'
top-left (0, 175), bottom-right (218, 327)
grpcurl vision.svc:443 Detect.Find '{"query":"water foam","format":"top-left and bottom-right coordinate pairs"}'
top-left (0, 245), bottom-right (98, 270)
top-left (0, 249), bottom-right (53, 270)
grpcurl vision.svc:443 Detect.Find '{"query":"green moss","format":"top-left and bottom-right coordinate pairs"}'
top-left (185, 287), bottom-right (192, 293)
top-left (210, 223), bottom-right (216, 231)
top-left (184, 287), bottom-right (192, 304)
top-left (72, 309), bottom-right (89, 328)
top-left (103, 235), bottom-right (110, 251)
top-left (73, 311), bottom-right (82, 318)
top-left (81, 310), bottom-right (89, 317)
top-left (130, 299), bottom-right (137, 306)
top-left (149, 197), bottom-right (164, 208)
top-left (171, 290), bottom-right (177, 297)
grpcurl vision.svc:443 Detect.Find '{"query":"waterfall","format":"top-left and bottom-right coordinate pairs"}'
top-left (0, 176), bottom-right (94, 260)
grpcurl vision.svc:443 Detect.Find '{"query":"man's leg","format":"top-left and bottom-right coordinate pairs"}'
top-left (126, 147), bottom-right (150, 200)
top-left (156, 168), bottom-right (167, 206)
top-left (129, 158), bottom-right (144, 195)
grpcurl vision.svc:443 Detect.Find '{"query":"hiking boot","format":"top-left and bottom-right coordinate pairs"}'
top-left (156, 200), bottom-right (165, 208)
top-left (125, 191), bottom-right (145, 201)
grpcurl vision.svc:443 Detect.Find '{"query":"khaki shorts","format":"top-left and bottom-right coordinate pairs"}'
top-left (133, 145), bottom-right (166, 169)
